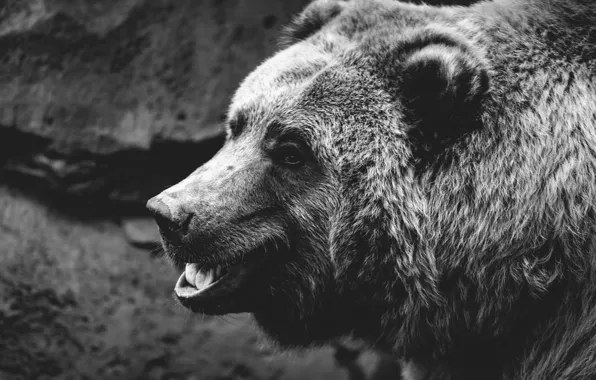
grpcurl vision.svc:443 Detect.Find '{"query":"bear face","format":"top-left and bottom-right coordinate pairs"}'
top-left (148, 0), bottom-right (596, 377)
top-left (146, 42), bottom-right (340, 314)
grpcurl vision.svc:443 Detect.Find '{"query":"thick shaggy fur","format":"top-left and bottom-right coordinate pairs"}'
top-left (160, 1), bottom-right (596, 379)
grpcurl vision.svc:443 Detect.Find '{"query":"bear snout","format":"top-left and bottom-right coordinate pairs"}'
top-left (147, 195), bottom-right (194, 243)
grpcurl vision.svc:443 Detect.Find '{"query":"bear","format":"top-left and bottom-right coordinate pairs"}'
top-left (146, 0), bottom-right (596, 379)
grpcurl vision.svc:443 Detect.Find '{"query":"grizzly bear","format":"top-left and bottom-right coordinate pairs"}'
top-left (146, 0), bottom-right (596, 379)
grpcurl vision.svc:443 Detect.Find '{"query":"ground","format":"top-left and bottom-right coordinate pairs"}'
top-left (0, 185), bottom-right (395, 380)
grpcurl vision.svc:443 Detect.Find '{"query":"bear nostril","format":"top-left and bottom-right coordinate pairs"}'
top-left (146, 196), bottom-right (192, 242)
top-left (153, 212), bottom-right (178, 235)
top-left (179, 213), bottom-right (193, 233)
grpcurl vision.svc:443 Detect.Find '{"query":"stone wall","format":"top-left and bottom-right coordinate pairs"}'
top-left (0, 0), bottom-right (310, 204)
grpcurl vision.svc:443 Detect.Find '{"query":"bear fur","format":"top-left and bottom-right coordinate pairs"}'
top-left (150, 0), bottom-right (596, 379)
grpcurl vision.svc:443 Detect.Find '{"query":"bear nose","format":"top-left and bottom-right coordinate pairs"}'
top-left (146, 196), bottom-right (193, 242)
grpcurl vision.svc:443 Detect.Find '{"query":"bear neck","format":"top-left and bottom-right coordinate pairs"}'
top-left (407, 280), bottom-right (596, 380)
top-left (253, 286), bottom-right (383, 349)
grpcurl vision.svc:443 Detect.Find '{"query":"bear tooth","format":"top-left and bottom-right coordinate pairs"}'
top-left (185, 263), bottom-right (199, 287)
top-left (194, 270), bottom-right (206, 289)
top-left (215, 265), bottom-right (222, 278)
top-left (205, 268), bottom-right (215, 285)
top-left (195, 268), bottom-right (215, 290)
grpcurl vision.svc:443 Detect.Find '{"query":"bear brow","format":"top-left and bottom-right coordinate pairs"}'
top-left (266, 121), bottom-right (310, 142)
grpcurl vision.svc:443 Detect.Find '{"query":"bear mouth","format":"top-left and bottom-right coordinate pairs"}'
top-left (172, 246), bottom-right (271, 314)
top-left (175, 260), bottom-right (247, 298)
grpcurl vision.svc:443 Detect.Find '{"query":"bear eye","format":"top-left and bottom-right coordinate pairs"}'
top-left (275, 144), bottom-right (305, 167)
top-left (228, 113), bottom-right (247, 137)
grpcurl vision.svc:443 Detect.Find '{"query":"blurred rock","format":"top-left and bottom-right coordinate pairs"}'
top-left (332, 339), bottom-right (403, 380)
top-left (0, 0), bottom-right (310, 204)
top-left (121, 216), bottom-right (161, 249)
top-left (368, 354), bottom-right (403, 380)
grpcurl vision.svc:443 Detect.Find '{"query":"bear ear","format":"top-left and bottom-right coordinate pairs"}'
top-left (398, 29), bottom-right (490, 157)
top-left (279, 0), bottom-right (348, 47)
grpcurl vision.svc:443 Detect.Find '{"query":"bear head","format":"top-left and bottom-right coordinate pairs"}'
top-left (147, 0), bottom-right (493, 349)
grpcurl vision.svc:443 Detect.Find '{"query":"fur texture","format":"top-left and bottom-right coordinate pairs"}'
top-left (156, 1), bottom-right (596, 379)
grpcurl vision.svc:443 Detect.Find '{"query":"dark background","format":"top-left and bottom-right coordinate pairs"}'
top-left (0, 0), bottom-right (476, 379)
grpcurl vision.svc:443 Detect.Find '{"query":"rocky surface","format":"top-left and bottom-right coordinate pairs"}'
top-left (0, 0), bottom-right (310, 204)
top-left (122, 216), bottom-right (161, 249)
